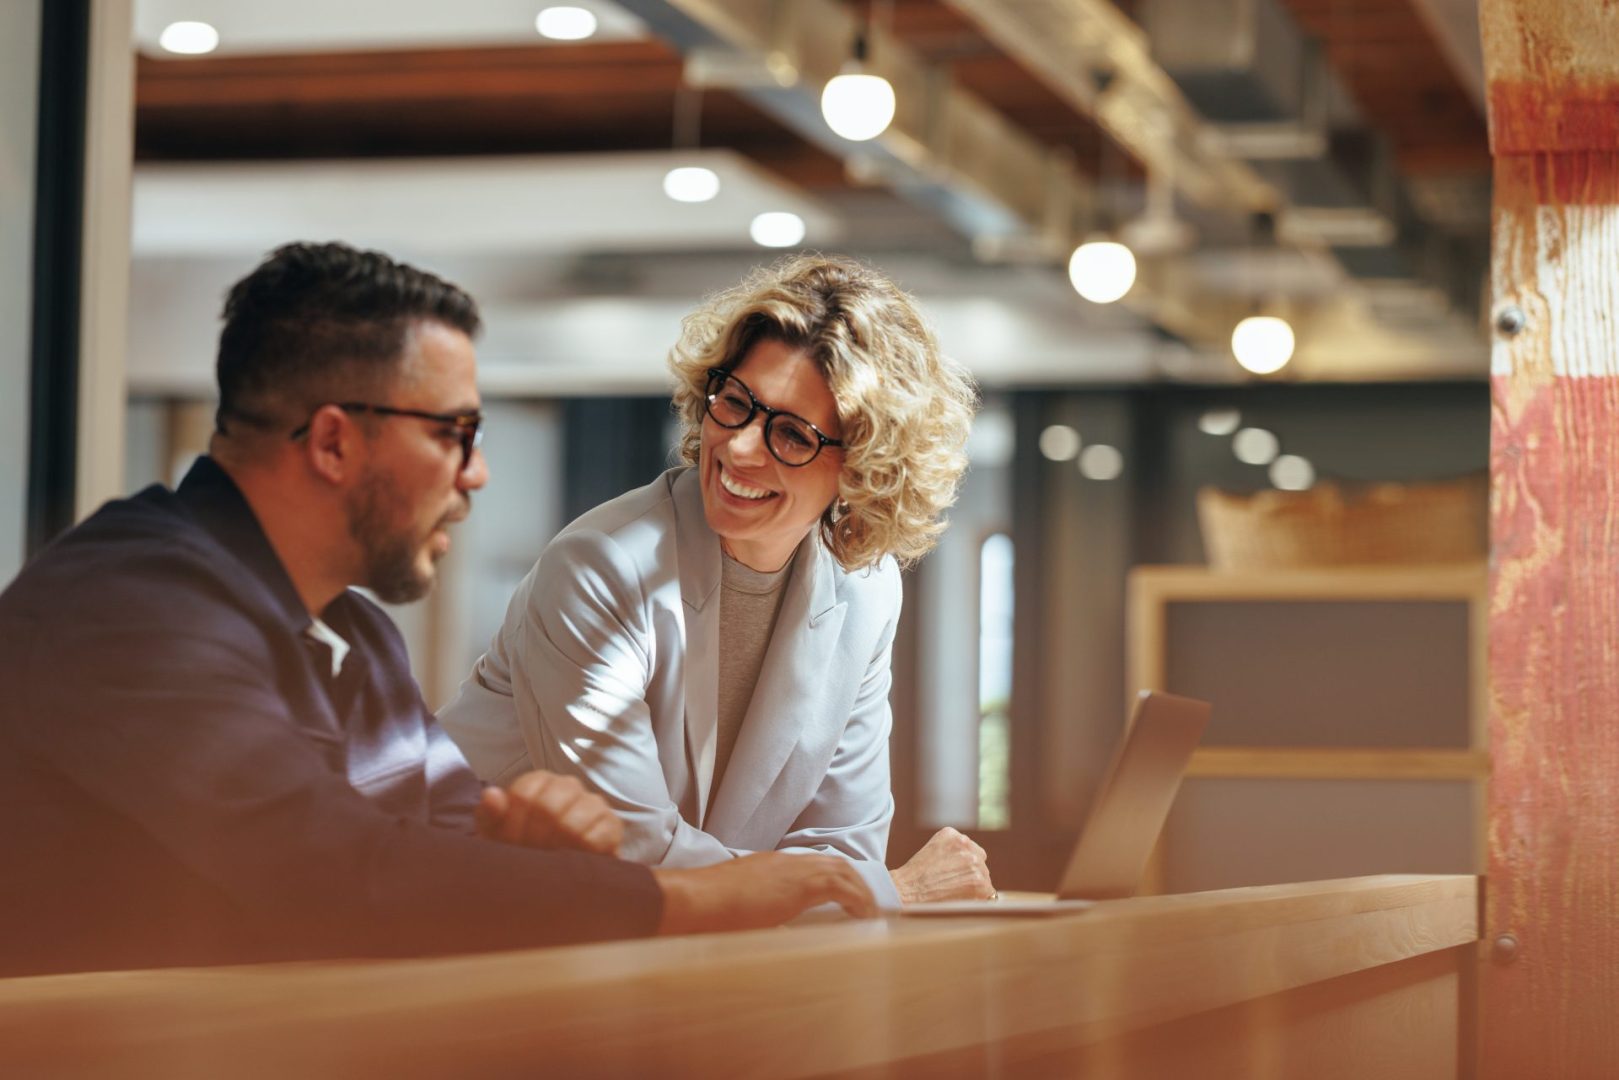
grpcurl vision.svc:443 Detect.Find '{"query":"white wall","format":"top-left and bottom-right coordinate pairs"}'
top-left (0, 1), bottom-right (42, 582)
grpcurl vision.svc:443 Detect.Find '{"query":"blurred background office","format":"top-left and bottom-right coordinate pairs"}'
top-left (5, 0), bottom-right (1492, 892)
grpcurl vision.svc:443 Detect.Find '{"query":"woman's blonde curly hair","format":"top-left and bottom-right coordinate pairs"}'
top-left (669, 255), bottom-right (978, 572)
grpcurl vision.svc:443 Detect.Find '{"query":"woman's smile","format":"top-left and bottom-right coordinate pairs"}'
top-left (716, 463), bottom-right (777, 502)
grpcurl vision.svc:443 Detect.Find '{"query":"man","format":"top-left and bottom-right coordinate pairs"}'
top-left (0, 242), bottom-right (872, 978)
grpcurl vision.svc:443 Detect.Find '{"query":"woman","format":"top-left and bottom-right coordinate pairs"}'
top-left (440, 255), bottom-right (991, 906)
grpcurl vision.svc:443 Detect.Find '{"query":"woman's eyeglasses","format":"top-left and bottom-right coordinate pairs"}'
top-left (703, 368), bottom-right (843, 468)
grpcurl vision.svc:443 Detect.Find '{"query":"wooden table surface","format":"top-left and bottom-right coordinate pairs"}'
top-left (0, 874), bottom-right (1478, 1078)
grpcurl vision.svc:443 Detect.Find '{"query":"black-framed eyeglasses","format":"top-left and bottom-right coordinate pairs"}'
top-left (703, 368), bottom-right (843, 468)
top-left (290, 402), bottom-right (485, 471)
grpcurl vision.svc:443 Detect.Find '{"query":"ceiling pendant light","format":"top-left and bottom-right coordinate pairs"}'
top-left (1231, 315), bottom-right (1295, 375)
top-left (1067, 239), bottom-right (1137, 304)
top-left (1066, 139), bottom-right (1146, 305)
top-left (821, 8), bottom-right (895, 143)
top-left (662, 86), bottom-right (719, 203)
top-left (821, 67), bottom-right (896, 141)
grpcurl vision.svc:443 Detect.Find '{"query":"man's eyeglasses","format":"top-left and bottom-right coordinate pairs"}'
top-left (703, 368), bottom-right (843, 468)
top-left (291, 403), bottom-right (485, 472)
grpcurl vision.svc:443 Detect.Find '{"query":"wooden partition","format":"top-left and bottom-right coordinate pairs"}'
top-left (0, 876), bottom-right (1475, 1078)
top-left (1482, 0), bottom-right (1619, 1074)
top-left (1128, 565), bottom-right (1488, 893)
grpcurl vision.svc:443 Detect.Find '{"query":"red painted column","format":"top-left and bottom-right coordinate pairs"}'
top-left (1483, 2), bottom-right (1619, 1072)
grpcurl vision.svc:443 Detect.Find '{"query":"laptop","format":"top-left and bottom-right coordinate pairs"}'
top-left (900, 690), bottom-right (1210, 916)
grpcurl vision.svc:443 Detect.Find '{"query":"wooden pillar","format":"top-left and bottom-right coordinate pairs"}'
top-left (1483, 2), bottom-right (1619, 1075)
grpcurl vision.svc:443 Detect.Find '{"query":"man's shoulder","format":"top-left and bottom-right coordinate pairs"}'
top-left (8, 485), bottom-right (203, 583)
top-left (1, 485), bottom-right (257, 628)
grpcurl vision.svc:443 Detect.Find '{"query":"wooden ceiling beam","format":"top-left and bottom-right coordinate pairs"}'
top-left (135, 44), bottom-right (844, 179)
top-left (137, 44), bottom-right (685, 108)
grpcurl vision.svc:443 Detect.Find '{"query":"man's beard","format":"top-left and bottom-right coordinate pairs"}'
top-left (345, 469), bottom-right (441, 605)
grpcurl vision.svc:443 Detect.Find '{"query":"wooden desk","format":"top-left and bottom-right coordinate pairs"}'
top-left (0, 875), bottom-right (1477, 1079)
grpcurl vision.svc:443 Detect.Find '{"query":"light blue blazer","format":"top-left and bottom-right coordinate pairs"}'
top-left (439, 467), bottom-right (902, 907)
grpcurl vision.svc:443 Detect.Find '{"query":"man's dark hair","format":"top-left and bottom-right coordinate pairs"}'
top-left (215, 241), bottom-right (481, 436)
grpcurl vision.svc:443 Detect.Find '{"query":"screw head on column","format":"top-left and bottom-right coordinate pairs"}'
top-left (1495, 306), bottom-right (1527, 336)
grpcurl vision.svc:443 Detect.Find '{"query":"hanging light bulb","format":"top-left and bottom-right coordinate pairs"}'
top-left (821, 68), bottom-right (895, 141)
top-left (821, 26), bottom-right (895, 142)
top-left (1231, 315), bottom-right (1295, 375)
top-left (1067, 240), bottom-right (1137, 304)
top-left (661, 85), bottom-right (719, 204)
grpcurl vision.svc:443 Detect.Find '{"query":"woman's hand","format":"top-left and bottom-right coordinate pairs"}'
top-left (889, 827), bottom-right (995, 904)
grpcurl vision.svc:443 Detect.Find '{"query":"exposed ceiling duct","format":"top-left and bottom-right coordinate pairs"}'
top-left (613, 0), bottom-right (1482, 369)
top-left (1140, 0), bottom-right (1476, 323)
top-left (938, 0), bottom-right (1277, 214)
top-left (937, 0), bottom-right (1480, 345)
top-left (615, 0), bottom-right (1248, 346)
top-left (620, 0), bottom-right (1091, 246)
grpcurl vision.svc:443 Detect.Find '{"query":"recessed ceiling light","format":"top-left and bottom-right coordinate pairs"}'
top-left (750, 212), bottom-right (806, 248)
top-left (1198, 408), bottom-right (1241, 436)
top-left (159, 21), bottom-right (219, 55)
top-left (1269, 454), bottom-right (1315, 491)
top-left (1078, 444), bottom-right (1125, 481)
top-left (1038, 424), bottom-right (1081, 462)
top-left (536, 6), bottom-right (598, 41)
top-left (1232, 427), bottom-right (1280, 466)
top-left (662, 166), bottom-right (720, 203)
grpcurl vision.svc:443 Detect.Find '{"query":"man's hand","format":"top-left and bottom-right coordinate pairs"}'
top-left (475, 771), bottom-right (624, 856)
top-left (652, 852), bottom-right (877, 934)
top-left (889, 827), bottom-right (995, 904)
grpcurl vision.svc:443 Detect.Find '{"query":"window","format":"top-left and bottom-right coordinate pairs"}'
top-left (977, 532), bottom-right (1013, 829)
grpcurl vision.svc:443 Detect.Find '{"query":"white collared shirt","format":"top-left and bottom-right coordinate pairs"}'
top-left (303, 616), bottom-right (351, 679)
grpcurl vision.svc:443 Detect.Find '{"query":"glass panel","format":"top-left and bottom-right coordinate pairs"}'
top-left (915, 396), bottom-right (1013, 830)
top-left (978, 532), bottom-right (1013, 829)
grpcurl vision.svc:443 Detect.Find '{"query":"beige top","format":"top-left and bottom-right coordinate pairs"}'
top-left (712, 551), bottom-right (794, 804)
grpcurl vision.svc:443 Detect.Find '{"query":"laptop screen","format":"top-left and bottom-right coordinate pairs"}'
top-left (1055, 691), bottom-right (1210, 900)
